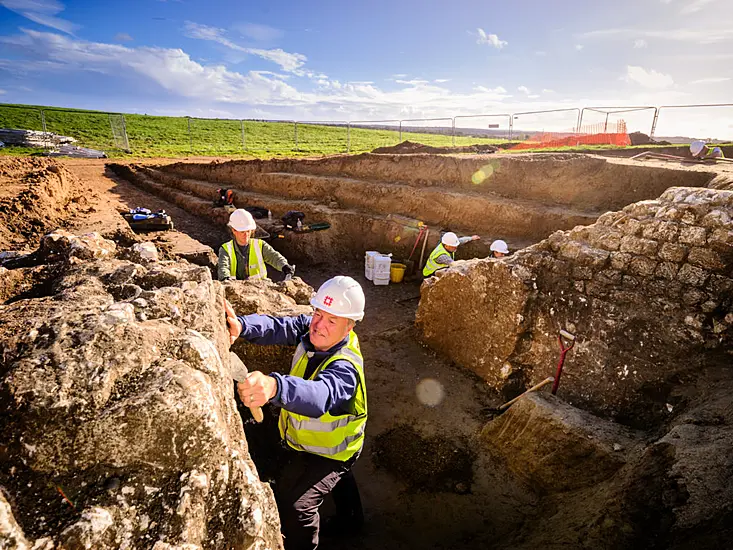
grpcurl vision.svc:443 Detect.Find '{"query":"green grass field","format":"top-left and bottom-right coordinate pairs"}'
top-left (0, 103), bottom-right (508, 158)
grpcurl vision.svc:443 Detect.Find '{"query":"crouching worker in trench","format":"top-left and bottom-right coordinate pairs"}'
top-left (224, 275), bottom-right (367, 550)
top-left (218, 208), bottom-right (295, 281)
top-left (422, 231), bottom-right (480, 277)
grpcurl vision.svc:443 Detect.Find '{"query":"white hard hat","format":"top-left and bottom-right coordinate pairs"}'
top-left (228, 209), bottom-right (256, 231)
top-left (490, 239), bottom-right (509, 254)
top-left (690, 140), bottom-right (705, 157)
top-left (441, 232), bottom-right (460, 247)
top-left (310, 276), bottom-right (365, 321)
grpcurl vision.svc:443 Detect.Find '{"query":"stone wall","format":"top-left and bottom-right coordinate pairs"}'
top-left (416, 186), bottom-right (733, 426)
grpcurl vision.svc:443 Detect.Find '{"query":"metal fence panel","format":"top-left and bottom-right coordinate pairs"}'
top-left (453, 114), bottom-right (512, 144)
top-left (348, 120), bottom-right (402, 152)
top-left (399, 117), bottom-right (453, 147)
top-left (651, 104), bottom-right (733, 143)
top-left (294, 121), bottom-right (348, 153)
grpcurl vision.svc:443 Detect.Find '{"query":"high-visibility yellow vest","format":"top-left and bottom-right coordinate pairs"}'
top-left (706, 146), bottom-right (725, 159)
top-left (223, 239), bottom-right (266, 279)
top-left (278, 331), bottom-right (367, 462)
top-left (423, 243), bottom-right (454, 276)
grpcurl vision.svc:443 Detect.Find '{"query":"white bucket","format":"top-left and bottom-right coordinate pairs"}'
top-left (365, 251), bottom-right (380, 280)
top-left (373, 276), bottom-right (390, 286)
top-left (374, 255), bottom-right (391, 278)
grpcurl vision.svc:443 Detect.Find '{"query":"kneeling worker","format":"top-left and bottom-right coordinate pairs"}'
top-left (225, 276), bottom-right (367, 550)
top-left (218, 208), bottom-right (294, 281)
top-left (690, 140), bottom-right (725, 160)
top-left (423, 231), bottom-right (480, 277)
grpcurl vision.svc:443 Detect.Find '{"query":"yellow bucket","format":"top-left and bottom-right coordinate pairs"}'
top-left (390, 263), bottom-right (406, 283)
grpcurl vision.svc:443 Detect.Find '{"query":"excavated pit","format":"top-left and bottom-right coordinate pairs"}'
top-left (1, 153), bottom-right (732, 549)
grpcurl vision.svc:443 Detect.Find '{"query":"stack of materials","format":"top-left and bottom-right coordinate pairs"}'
top-left (0, 128), bottom-right (76, 148)
top-left (365, 251), bottom-right (391, 286)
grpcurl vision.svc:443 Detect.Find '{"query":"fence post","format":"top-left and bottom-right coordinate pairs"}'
top-left (399, 121), bottom-right (402, 143)
top-left (509, 116), bottom-right (513, 141)
top-left (451, 118), bottom-right (456, 147)
top-left (347, 123), bottom-right (351, 153)
top-left (650, 108), bottom-right (660, 139)
top-left (241, 120), bottom-right (246, 150)
top-left (120, 115), bottom-right (130, 152)
top-left (187, 117), bottom-right (192, 153)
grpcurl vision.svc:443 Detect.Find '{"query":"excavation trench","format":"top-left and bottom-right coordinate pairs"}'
top-left (1, 154), bottom-right (732, 549)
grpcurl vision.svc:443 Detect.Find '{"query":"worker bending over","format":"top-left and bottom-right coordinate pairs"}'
top-left (218, 208), bottom-right (295, 281)
top-left (690, 140), bottom-right (725, 160)
top-left (489, 239), bottom-right (510, 258)
top-left (225, 276), bottom-right (367, 550)
top-left (423, 231), bottom-right (480, 277)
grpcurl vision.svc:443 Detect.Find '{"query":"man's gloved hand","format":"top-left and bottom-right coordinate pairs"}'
top-left (282, 264), bottom-right (295, 281)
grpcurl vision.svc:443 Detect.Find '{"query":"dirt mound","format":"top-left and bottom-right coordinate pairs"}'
top-left (372, 140), bottom-right (497, 155)
top-left (0, 157), bottom-right (89, 250)
top-left (629, 131), bottom-right (671, 146)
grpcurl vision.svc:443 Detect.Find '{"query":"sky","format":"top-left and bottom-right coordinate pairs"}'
top-left (0, 0), bottom-right (732, 138)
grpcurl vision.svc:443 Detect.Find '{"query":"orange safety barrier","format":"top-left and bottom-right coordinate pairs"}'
top-left (511, 121), bottom-right (631, 150)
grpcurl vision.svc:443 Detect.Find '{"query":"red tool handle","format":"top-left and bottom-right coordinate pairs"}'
top-left (551, 335), bottom-right (575, 395)
top-left (407, 226), bottom-right (427, 261)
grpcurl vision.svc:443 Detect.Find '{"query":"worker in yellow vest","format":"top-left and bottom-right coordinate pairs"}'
top-left (217, 208), bottom-right (294, 281)
top-left (225, 276), bottom-right (367, 549)
top-left (422, 231), bottom-right (480, 277)
top-left (690, 140), bottom-right (725, 160)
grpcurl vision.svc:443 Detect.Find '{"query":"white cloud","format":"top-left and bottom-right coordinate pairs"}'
top-left (0, 88), bottom-right (6, 94)
top-left (690, 77), bottom-right (731, 84)
top-left (474, 85), bottom-right (507, 94)
top-left (183, 21), bottom-right (307, 73)
top-left (574, 44), bottom-right (584, 51)
top-left (391, 73), bottom-right (407, 78)
top-left (434, 78), bottom-right (450, 83)
top-left (624, 65), bottom-right (674, 89)
top-left (680, 0), bottom-right (714, 14)
top-left (0, 0), bottom-right (78, 34)
top-left (395, 79), bottom-right (429, 86)
top-left (518, 85), bottom-right (530, 94)
top-left (232, 23), bottom-right (283, 42)
top-left (475, 28), bottom-right (507, 49)
top-left (114, 33), bottom-right (133, 42)
top-left (582, 27), bottom-right (733, 44)
top-left (542, 88), bottom-right (555, 93)
top-left (633, 39), bottom-right (647, 48)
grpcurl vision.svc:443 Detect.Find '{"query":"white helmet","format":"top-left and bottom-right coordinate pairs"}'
top-left (441, 232), bottom-right (460, 247)
top-left (310, 276), bottom-right (365, 321)
top-left (228, 209), bottom-right (256, 231)
top-left (490, 239), bottom-right (509, 254)
top-left (690, 140), bottom-right (706, 157)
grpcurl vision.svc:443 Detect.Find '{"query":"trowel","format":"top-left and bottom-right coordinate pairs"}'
top-left (230, 351), bottom-right (264, 423)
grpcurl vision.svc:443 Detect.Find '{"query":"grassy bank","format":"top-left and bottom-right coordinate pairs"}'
top-left (0, 103), bottom-right (505, 158)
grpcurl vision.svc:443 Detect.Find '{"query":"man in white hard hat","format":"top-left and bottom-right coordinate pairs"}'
top-left (422, 231), bottom-right (480, 277)
top-left (489, 239), bottom-right (510, 258)
top-left (690, 140), bottom-right (725, 160)
top-left (218, 208), bottom-right (295, 281)
top-left (225, 275), bottom-right (367, 550)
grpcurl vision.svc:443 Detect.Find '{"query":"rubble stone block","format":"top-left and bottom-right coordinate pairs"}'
top-left (681, 289), bottom-right (707, 306)
top-left (678, 226), bottom-right (708, 246)
top-left (677, 264), bottom-right (710, 287)
top-left (620, 236), bottom-right (659, 256)
top-left (595, 268), bottom-right (623, 286)
top-left (655, 262), bottom-right (680, 281)
top-left (708, 228), bottom-right (733, 245)
top-left (687, 247), bottom-right (728, 272)
top-left (610, 252), bottom-right (632, 270)
top-left (628, 256), bottom-right (658, 277)
top-left (642, 219), bottom-right (680, 242)
top-left (701, 209), bottom-right (731, 229)
top-left (706, 274), bottom-right (733, 295)
top-left (658, 242), bottom-right (688, 263)
top-left (480, 394), bottom-right (639, 493)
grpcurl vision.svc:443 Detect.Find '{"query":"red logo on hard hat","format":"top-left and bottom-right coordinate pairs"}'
top-left (323, 296), bottom-right (334, 306)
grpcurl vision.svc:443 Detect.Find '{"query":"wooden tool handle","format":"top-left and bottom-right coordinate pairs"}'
top-left (498, 377), bottom-right (554, 411)
top-left (249, 406), bottom-right (264, 423)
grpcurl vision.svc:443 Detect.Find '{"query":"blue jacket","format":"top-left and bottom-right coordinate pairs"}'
top-left (236, 313), bottom-right (359, 418)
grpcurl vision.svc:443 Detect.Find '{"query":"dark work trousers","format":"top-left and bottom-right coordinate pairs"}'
top-left (275, 448), bottom-right (361, 550)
